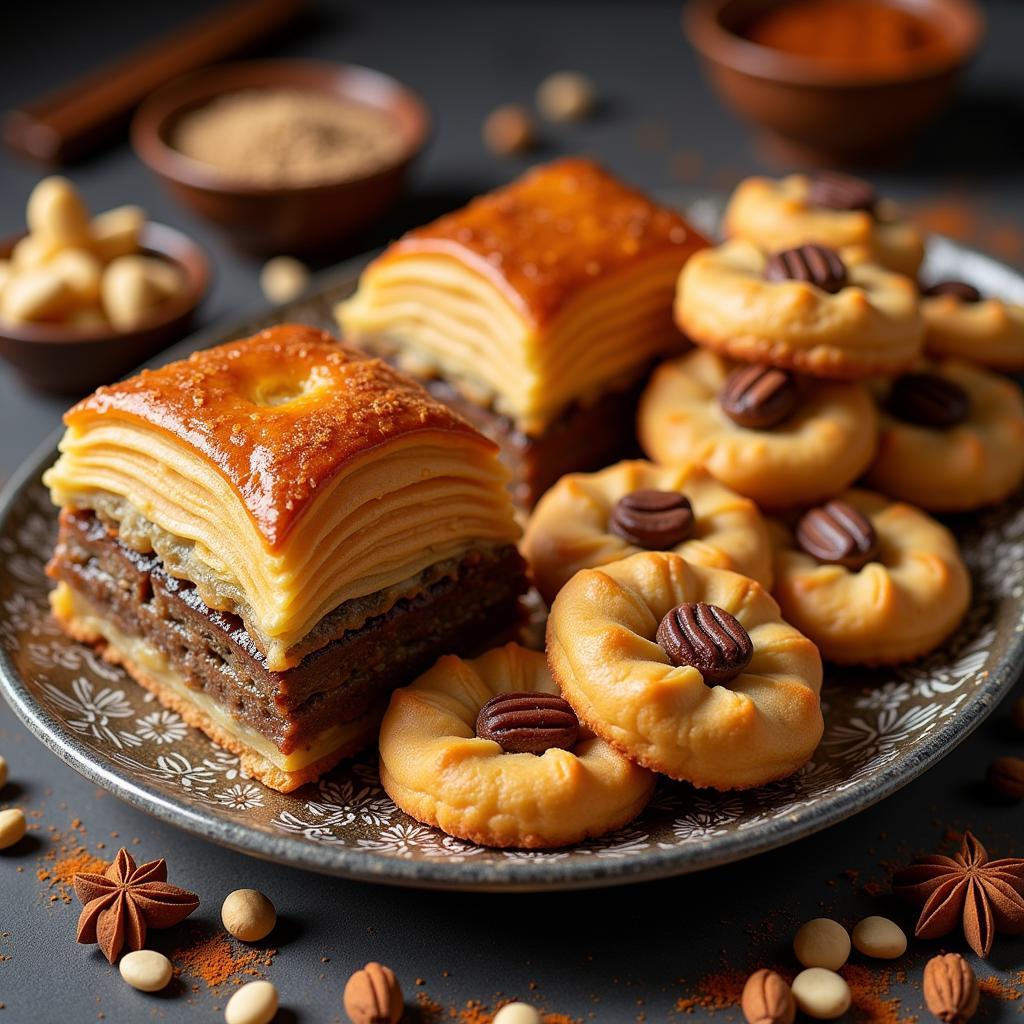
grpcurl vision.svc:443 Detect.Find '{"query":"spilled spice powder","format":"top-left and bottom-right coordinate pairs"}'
top-left (410, 994), bottom-right (578, 1024)
top-left (979, 974), bottom-right (1024, 1001)
top-left (841, 963), bottom-right (916, 1024)
top-left (170, 924), bottom-right (275, 991)
top-left (673, 969), bottom-right (748, 1014)
top-left (34, 816), bottom-right (107, 904)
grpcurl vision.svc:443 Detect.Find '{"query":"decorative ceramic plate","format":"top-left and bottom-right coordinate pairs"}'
top-left (2, 215), bottom-right (1024, 891)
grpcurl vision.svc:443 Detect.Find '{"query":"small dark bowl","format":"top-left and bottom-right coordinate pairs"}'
top-left (684, 0), bottom-right (984, 163)
top-left (131, 59), bottom-right (431, 256)
top-left (0, 222), bottom-right (209, 395)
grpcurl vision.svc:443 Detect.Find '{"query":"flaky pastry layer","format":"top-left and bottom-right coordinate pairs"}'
top-left (337, 158), bottom-right (707, 433)
top-left (45, 326), bottom-right (521, 669)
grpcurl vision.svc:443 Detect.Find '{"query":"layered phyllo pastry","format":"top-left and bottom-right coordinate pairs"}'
top-left (337, 158), bottom-right (709, 506)
top-left (44, 325), bottom-right (526, 792)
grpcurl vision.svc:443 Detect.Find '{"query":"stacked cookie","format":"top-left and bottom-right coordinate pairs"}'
top-left (377, 169), bottom-right (1024, 850)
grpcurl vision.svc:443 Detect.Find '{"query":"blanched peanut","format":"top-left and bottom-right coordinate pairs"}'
top-left (66, 306), bottom-right (110, 330)
top-left (536, 71), bottom-right (597, 122)
top-left (493, 1004), bottom-right (542, 1024)
top-left (102, 255), bottom-right (179, 329)
top-left (794, 918), bottom-right (851, 971)
top-left (852, 916), bottom-right (907, 959)
top-left (26, 176), bottom-right (91, 246)
top-left (0, 807), bottom-right (26, 850)
top-left (2, 268), bottom-right (75, 322)
top-left (11, 233), bottom-right (61, 270)
top-left (119, 949), bottom-right (173, 992)
top-left (225, 980), bottom-right (278, 1024)
top-left (49, 248), bottom-right (103, 304)
top-left (791, 968), bottom-right (851, 1020)
top-left (260, 256), bottom-right (309, 304)
top-left (222, 889), bottom-right (276, 942)
top-left (91, 205), bottom-right (145, 262)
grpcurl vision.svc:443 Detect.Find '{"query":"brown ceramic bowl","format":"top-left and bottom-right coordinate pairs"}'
top-left (684, 0), bottom-right (984, 163)
top-left (0, 222), bottom-right (208, 395)
top-left (131, 59), bottom-right (431, 256)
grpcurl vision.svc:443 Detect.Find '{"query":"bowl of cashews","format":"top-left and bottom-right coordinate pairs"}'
top-left (0, 177), bottom-right (209, 394)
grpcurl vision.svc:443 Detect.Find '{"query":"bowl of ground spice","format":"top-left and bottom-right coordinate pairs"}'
top-left (685, 0), bottom-right (984, 163)
top-left (132, 60), bottom-right (430, 255)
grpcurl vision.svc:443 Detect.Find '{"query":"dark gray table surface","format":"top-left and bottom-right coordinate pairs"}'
top-left (1, 2), bottom-right (1023, 1021)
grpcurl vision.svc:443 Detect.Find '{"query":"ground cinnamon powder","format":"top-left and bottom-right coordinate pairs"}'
top-left (170, 924), bottom-right (276, 991)
top-left (673, 969), bottom-right (748, 1013)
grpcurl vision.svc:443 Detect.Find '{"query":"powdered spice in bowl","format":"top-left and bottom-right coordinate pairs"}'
top-left (685, 0), bottom-right (984, 162)
top-left (132, 60), bottom-right (430, 255)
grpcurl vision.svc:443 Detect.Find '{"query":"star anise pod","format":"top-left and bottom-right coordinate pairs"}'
top-left (893, 830), bottom-right (1024, 958)
top-left (74, 848), bottom-right (199, 963)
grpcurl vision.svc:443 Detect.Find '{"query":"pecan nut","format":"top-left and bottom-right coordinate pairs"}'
top-left (741, 969), bottom-right (796, 1024)
top-left (807, 170), bottom-right (876, 212)
top-left (720, 364), bottom-right (800, 430)
top-left (887, 373), bottom-right (970, 429)
top-left (923, 953), bottom-right (979, 1024)
top-left (476, 692), bottom-right (580, 754)
top-left (656, 602), bottom-right (753, 684)
top-left (987, 756), bottom-right (1024, 800)
top-left (609, 489), bottom-right (694, 549)
top-left (764, 244), bottom-right (848, 294)
top-left (922, 280), bottom-right (982, 303)
top-left (343, 961), bottom-right (403, 1024)
top-left (796, 500), bottom-right (879, 570)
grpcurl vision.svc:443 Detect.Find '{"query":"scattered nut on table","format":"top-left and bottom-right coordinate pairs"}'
top-left (791, 968), bottom-right (851, 1020)
top-left (741, 968), bottom-right (795, 1024)
top-left (987, 755), bottom-right (1024, 800)
top-left (536, 71), bottom-right (596, 122)
top-left (793, 917), bottom-right (851, 971)
top-left (493, 1003), bottom-right (543, 1024)
top-left (0, 807), bottom-right (27, 850)
top-left (260, 256), bottom-right (310, 305)
top-left (225, 980), bottom-right (279, 1024)
top-left (851, 915), bottom-right (907, 959)
top-left (344, 961), bottom-right (403, 1024)
top-left (0, 754), bottom-right (7, 790)
top-left (483, 104), bottom-right (536, 156)
top-left (222, 888), bottom-right (277, 942)
top-left (119, 949), bottom-right (173, 992)
top-left (923, 953), bottom-right (979, 1024)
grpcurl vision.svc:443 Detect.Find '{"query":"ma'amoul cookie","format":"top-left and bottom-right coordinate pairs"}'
top-left (378, 643), bottom-right (655, 849)
top-left (546, 551), bottom-right (823, 790)
top-left (522, 459), bottom-right (773, 604)
top-left (638, 348), bottom-right (878, 508)
top-left (770, 489), bottom-right (970, 665)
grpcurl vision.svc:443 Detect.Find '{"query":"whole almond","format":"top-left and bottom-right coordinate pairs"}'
top-left (923, 953), bottom-right (979, 1024)
top-left (343, 962), bottom-right (403, 1024)
top-left (742, 968), bottom-right (796, 1024)
top-left (987, 756), bottom-right (1024, 800)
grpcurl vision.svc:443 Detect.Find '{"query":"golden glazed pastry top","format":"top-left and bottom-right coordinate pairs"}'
top-left (546, 551), bottom-right (824, 790)
top-left (922, 292), bottom-right (1024, 372)
top-left (522, 459), bottom-right (773, 604)
top-left (58, 325), bottom-right (483, 548)
top-left (770, 489), bottom-right (970, 665)
top-left (45, 325), bottom-right (521, 670)
top-left (374, 157), bottom-right (706, 328)
top-left (337, 159), bottom-right (708, 434)
top-left (378, 643), bottom-right (655, 848)
top-left (723, 174), bottom-right (925, 277)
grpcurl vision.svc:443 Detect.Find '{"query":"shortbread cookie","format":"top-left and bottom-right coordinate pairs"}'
top-left (866, 361), bottom-right (1024, 512)
top-left (378, 643), bottom-right (655, 849)
top-left (675, 239), bottom-right (924, 378)
top-left (546, 551), bottom-right (823, 789)
top-left (723, 172), bottom-right (925, 277)
top-left (638, 348), bottom-right (878, 508)
top-left (771, 490), bottom-right (970, 665)
top-left (522, 459), bottom-right (773, 604)
top-left (921, 280), bottom-right (1024, 372)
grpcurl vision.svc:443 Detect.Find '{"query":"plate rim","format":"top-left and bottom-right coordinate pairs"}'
top-left (1, 238), bottom-right (1022, 892)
